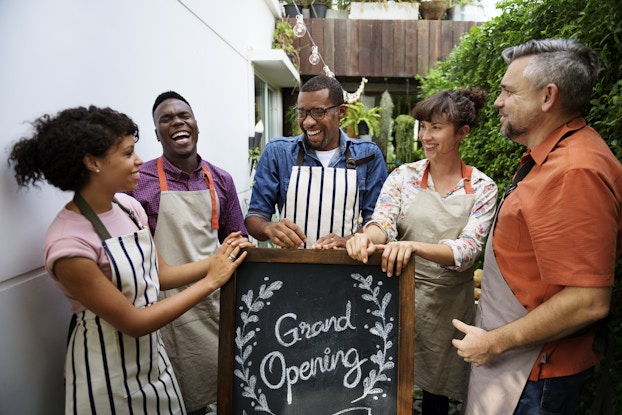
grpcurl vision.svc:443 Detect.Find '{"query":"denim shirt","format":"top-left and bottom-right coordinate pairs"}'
top-left (246, 130), bottom-right (388, 226)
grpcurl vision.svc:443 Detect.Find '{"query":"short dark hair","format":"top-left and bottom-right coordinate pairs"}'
top-left (152, 91), bottom-right (191, 115)
top-left (300, 75), bottom-right (344, 106)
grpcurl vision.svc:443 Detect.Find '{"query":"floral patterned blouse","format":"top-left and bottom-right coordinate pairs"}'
top-left (368, 159), bottom-right (498, 271)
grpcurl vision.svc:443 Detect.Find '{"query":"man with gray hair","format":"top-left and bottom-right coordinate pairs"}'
top-left (452, 39), bottom-right (622, 414)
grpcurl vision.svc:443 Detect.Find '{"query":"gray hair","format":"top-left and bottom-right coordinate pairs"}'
top-left (502, 39), bottom-right (600, 115)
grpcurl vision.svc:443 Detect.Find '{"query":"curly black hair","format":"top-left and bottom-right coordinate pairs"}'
top-left (413, 86), bottom-right (489, 131)
top-left (8, 105), bottom-right (139, 192)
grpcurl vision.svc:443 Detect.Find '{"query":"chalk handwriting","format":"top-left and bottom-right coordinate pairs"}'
top-left (274, 301), bottom-right (356, 347)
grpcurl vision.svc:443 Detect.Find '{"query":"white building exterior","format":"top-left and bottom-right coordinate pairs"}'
top-left (0, 1), bottom-right (298, 413)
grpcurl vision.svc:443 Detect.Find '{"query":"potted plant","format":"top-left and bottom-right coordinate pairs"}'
top-left (327, 0), bottom-right (350, 18)
top-left (340, 102), bottom-right (381, 138)
top-left (283, 0), bottom-right (305, 18)
top-left (272, 19), bottom-right (300, 69)
top-left (419, 0), bottom-right (449, 20)
top-left (304, 0), bottom-right (329, 18)
top-left (350, 0), bottom-right (420, 20)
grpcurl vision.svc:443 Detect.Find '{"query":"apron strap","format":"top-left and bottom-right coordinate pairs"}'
top-left (296, 141), bottom-right (374, 169)
top-left (73, 193), bottom-right (112, 240)
top-left (157, 156), bottom-right (219, 230)
top-left (420, 161), bottom-right (474, 194)
top-left (73, 193), bottom-right (142, 240)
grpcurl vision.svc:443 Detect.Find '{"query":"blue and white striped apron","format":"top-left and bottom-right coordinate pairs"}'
top-left (282, 162), bottom-right (359, 248)
top-left (65, 227), bottom-right (186, 414)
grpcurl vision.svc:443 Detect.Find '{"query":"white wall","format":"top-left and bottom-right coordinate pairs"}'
top-left (0, 0), bottom-right (280, 413)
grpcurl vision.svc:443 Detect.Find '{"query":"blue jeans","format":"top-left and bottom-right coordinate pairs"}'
top-left (514, 369), bottom-right (590, 415)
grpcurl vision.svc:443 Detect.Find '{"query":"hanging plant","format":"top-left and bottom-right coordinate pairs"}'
top-left (340, 102), bottom-right (382, 138)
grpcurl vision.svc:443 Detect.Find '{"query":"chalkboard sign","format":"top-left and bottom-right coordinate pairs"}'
top-left (218, 248), bottom-right (414, 415)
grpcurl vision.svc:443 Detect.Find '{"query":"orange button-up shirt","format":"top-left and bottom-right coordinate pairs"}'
top-left (493, 118), bottom-right (622, 380)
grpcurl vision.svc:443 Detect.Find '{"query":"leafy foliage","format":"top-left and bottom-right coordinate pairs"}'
top-left (417, 0), bottom-right (622, 412)
top-left (394, 114), bottom-right (416, 166)
top-left (340, 102), bottom-right (382, 137)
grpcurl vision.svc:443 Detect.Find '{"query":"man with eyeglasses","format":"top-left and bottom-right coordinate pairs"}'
top-left (245, 75), bottom-right (387, 248)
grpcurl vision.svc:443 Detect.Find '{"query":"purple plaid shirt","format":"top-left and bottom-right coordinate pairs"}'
top-left (128, 155), bottom-right (247, 242)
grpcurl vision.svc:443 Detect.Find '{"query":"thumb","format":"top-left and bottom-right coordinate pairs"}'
top-left (452, 318), bottom-right (468, 334)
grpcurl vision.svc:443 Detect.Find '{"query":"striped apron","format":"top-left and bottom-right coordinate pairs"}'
top-left (66, 196), bottom-right (185, 414)
top-left (281, 146), bottom-right (360, 247)
top-left (154, 157), bottom-right (220, 411)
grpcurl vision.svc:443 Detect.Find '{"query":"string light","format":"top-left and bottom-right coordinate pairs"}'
top-left (285, 7), bottom-right (366, 101)
top-left (309, 45), bottom-right (320, 65)
top-left (293, 14), bottom-right (307, 37)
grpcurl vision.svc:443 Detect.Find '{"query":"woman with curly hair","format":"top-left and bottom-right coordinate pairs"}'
top-left (346, 88), bottom-right (498, 414)
top-left (8, 106), bottom-right (250, 414)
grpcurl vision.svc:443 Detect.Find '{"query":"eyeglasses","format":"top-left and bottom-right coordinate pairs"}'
top-left (295, 104), bottom-right (341, 120)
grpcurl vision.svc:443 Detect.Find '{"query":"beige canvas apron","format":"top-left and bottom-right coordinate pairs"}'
top-left (463, 220), bottom-right (543, 414)
top-left (281, 148), bottom-right (359, 247)
top-left (397, 162), bottom-right (475, 399)
top-left (68, 194), bottom-right (185, 414)
top-left (154, 157), bottom-right (221, 411)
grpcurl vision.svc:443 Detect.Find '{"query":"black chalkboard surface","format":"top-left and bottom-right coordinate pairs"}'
top-left (218, 248), bottom-right (414, 415)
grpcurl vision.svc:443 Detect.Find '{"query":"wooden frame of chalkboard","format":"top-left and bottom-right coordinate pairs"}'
top-left (218, 248), bottom-right (415, 415)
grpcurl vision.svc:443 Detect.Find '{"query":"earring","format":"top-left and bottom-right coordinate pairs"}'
top-left (96, 169), bottom-right (100, 173)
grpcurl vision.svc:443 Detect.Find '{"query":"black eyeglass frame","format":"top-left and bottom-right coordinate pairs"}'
top-left (294, 104), bottom-right (342, 120)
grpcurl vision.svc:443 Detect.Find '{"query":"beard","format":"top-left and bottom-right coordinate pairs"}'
top-left (501, 119), bottom-right (528, 141)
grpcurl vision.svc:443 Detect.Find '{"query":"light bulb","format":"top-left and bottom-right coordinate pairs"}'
top-left (293, 15), bottom-right (306, 38)
top-left (323, 65), bottom-right (334, 78)
top-left (309, 46), bottom-right (320, 65)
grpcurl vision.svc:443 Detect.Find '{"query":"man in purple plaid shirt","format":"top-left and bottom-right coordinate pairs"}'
top-left (128, 91), bottom-right (247, 415)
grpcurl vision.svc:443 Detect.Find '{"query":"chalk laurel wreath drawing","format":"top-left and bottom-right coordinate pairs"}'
top-left (350, 272), bottom-right (395, 403)
top-left (234, 273), bottom-right (394, 412)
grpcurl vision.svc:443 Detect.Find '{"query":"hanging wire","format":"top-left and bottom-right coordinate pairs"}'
top-left (286, 6), bottom-right (366, 99)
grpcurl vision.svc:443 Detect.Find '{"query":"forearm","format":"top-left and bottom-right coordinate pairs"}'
top-left (363, 223), bottom-right (388, 244)
top-left (414, 241), bottom-right (455, 267)
top-left (158, 256), bottom-right (211, 290)
top-left (244, 214), bottom-right (271, 241)
top-left (127, 278), bottom-right (219, 337)
top-left (488, 286), bottom-right (611, 355)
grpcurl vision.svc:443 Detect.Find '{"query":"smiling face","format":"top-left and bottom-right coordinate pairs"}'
top-left (297, 88), bottom-right (344, 151)
top-left (418, 115), bottom-right (467, 162)
top-left (95, 134), bottom-right (143, 192)
top-left (153, 98), bottom-right (199, 163)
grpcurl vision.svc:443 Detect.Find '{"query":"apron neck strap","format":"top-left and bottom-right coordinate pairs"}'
top-left (296, 141), bottom-right (360, 170)
top-left (73, 193), bottom-right (141, 240)
top-left (421, 161), bottom-right (473, 194)
top-left (157, 157), bottom-right (219, 230)
top-left (73, 193), bottom-right (111, 240)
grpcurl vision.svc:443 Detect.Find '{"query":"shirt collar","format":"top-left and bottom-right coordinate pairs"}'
top-left (161, 154), bottom-right (204, 178)
top-left (529, 117), bottom-right (586, 165)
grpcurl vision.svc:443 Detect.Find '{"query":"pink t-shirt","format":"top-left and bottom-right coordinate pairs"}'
top-left (44, 193), bottom-right (149, 313)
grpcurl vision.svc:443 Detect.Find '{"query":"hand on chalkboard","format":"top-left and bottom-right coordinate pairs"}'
top-left (203, 241), bottom-right (247, 289)
top-left (312, 233), bottom-right (347, 249)
top-left (346, 233), bottom-right (378, 263)
top-left (265, 218), bottom-right (306, 248)
top-left (381, 241), bottom-right (417, 277)
top-left (222, 231), bottom-right (255, 250)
